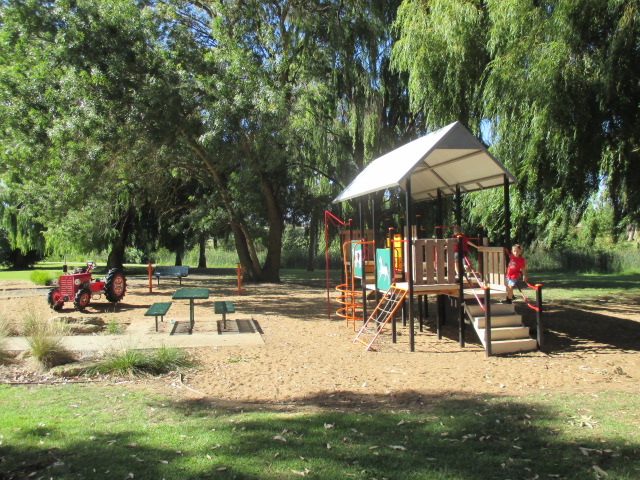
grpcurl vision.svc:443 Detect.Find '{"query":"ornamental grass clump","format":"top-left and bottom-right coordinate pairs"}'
top-left (105, 319), bottom-right (122, 335)
top-left (147, 345), bottom-right (195, 374)
top-left (23, 307), bottom-right (75, 370)
top-left (91, 348), bottom-right (149, 377)
top-left (91, 345), bottom-right (194, 377)
top-left (0, 316), bottom-right (12, 365)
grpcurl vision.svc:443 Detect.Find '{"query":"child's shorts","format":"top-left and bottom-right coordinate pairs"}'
top-left (506, 278), bottom-right (518, 287)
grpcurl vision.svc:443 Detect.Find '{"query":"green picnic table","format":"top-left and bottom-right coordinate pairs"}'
top-left (172, 288), bottom-right (209, 334)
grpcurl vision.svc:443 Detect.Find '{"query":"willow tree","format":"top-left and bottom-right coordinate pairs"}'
top-left (391, 0), bottom-right (640, 244)
top-left (0, 0), bottom-right (188, 268)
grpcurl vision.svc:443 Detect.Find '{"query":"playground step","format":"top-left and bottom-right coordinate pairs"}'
top-left (476, 325), bottom-right (530, 341)
top-left (466, 303), bottom-right (514, 317)
top-left (487, 338), bottom-right (538, 355)
top-left (472, 314), bottom-right (523, 329)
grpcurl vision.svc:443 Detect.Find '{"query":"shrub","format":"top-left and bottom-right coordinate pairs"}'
top-left (29, 270), bottom-right (55, 286)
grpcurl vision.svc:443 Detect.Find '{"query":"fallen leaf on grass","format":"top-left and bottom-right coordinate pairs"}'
top-left (291, 469), bottom-right (311, 476)
top-left (369, 446), bottom-right (380, 450)
top-left (274, 435), bottom-right (287, 442)
top-left (324, 423), bottom-right (335, 429)
top-left (388, 445), bottom-right (406, 451)
top-left (592, 465), bottom-right (608, 477)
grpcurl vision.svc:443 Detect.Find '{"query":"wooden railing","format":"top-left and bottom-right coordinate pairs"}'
top-left (411, 238), bottom-right (457, 284)
top-left (476, 246), bottom-right (505, 290)
top-left (409, 240), bottom-right (507, 290)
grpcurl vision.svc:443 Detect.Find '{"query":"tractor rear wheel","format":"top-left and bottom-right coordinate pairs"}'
top-left (104, 268), bottom-right (126, 302)
top-left (47, 288), bottom-right (64, 311)
top-left (74, 287), bottom-right (91, 311)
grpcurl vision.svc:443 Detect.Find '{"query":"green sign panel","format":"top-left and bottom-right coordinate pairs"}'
top-left (376, 248), bottom-right (392, 291)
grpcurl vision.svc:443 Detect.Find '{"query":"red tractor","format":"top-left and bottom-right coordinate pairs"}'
top-left (47, 261), bottom-right (127, 311)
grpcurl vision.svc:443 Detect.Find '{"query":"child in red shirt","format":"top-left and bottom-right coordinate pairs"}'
top-left (504, 244), bottom-right (527, 304)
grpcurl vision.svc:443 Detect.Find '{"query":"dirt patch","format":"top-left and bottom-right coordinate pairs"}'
top-left (1, 275), bottom-right (639, 407)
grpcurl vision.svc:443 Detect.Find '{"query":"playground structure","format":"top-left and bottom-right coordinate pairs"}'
top-left (329, 121), bottom-right (544, 355)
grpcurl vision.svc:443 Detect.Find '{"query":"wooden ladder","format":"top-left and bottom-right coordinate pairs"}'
top-left (353, 285), bottom-right (408, 351)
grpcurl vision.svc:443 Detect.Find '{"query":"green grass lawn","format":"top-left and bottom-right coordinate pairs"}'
top-left (1, 267), bottom-right (639, 479)
top-left (0, 385), bottom-right (638, 480)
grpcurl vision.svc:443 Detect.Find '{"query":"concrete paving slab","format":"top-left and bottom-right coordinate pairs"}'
top-left (4, 330), bottom-right (264, 353)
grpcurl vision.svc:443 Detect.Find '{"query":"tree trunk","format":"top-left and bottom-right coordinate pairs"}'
top-left (306, 211), bottom-right (319, 271)
top-left (259, 177), bottom-right (284, 283)
top-left (198, 235), bottom-right (207, 268)
top-left (627, 224), bottom-right (635, 242)
top-left (231, 222), bottom-right (260, 282)
top-left (174, 239), bottom-right (184, 266)
top-left (107, 211), bottom-right (132, 270)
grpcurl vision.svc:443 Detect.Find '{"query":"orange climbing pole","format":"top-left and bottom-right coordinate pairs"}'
top-left (336, 240), bottom-right (361, 330)
top-left (335, 240), bottom-right (373, 330)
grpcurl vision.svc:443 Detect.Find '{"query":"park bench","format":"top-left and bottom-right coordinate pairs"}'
top-left (214, 301), bottom-right (235, 329)
top-left (153, 265), bottom-right (189, 285)
top-left (145, 302), bottom-right (172, 331)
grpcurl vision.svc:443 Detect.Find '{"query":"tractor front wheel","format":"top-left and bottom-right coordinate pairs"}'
top-left (104, 268), bottom-right (126, 302)
top-left (74, 287), bottom-right (91, 311)
top-left (47, 288), bottom-right (64, 311)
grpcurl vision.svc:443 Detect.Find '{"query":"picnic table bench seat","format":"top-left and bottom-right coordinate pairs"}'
top-left (145, 302), bottom-right (172, 331)
top-left (153, 265), bottom-right (189, 285)
top-left (214, 301), bottom-right (235, 328)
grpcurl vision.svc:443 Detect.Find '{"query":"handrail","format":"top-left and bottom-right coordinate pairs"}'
top-left (463, 256), bottom-right (485, 310)
top-left (516, 281), bottom-right (545, 352)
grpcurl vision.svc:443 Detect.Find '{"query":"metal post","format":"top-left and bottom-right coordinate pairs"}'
top-left (359, 201), bottom-right (367, 323)
top-left (371, 195), bottom-right (380, 305)
top-left (406, 179), bottom-right (415, 352)
top-left (436, 190), bottom-right (445, 331)
top-left (504, 174), bottom-right (511, 250)
top-left (484, 286), bottom-right (492, 357)
top-left (455, 185), bottom-right (462, 228)
top-left (458, 234), bottom-right (465, 348)
top-left (536, 284), bottom-right (544, 352)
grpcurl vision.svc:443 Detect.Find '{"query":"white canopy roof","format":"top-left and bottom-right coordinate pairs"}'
top-left (334, 121), bottom-right (516, 203)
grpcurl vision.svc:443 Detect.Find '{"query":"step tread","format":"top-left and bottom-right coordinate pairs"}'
top-left (476, 325), bottom-right (530, 341)
top-left (488, 338), bottom-right (538, 354)
top-left (473, 316), bottom-right (523, 328)
top-left (466, 304), bottom-right (514, 316)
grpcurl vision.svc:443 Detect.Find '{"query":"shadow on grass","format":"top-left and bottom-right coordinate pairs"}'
top-left (1, 388), bottom-right (638, 480)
